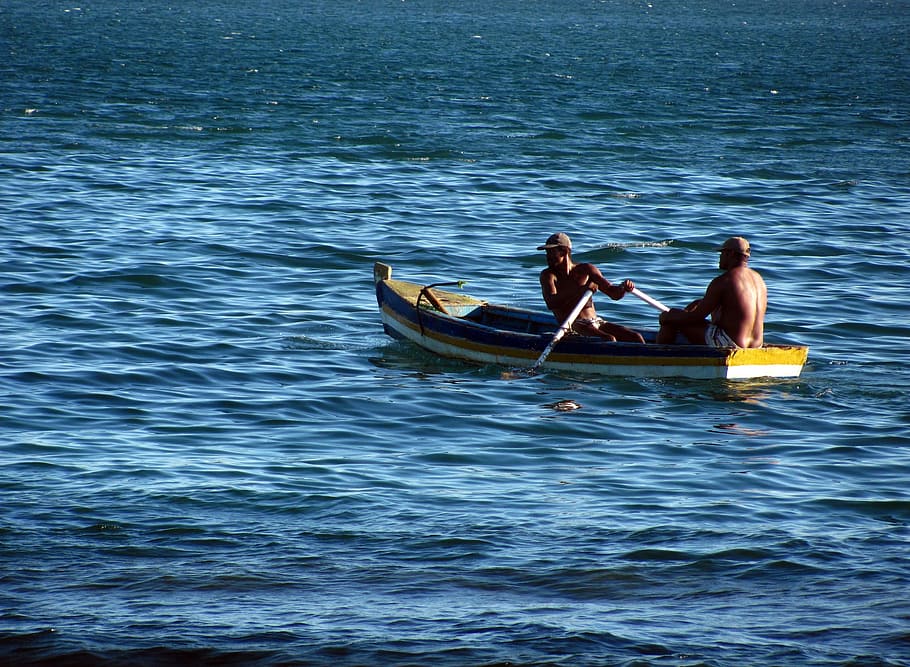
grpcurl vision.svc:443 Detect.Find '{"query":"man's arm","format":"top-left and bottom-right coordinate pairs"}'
top-left (583, 264), bottom-right (632, 300)
top-left (659, 275), bottom-right (725, 325)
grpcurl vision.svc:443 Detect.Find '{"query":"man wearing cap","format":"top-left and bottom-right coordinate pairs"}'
top-left (538, 232), bottom-right (645, 343)
top-left (656, 236), bottom-right (766, 348)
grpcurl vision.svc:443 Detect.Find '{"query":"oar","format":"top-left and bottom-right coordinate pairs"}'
top-left (631, 287), bottom-right (669, 313)
top-left (524, 287), bottom-right (594, 374)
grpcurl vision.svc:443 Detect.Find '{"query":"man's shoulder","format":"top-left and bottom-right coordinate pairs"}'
top-left (571, 262), bottom-right (598, 275)
top-left (720, 265), bottom-right (760, 280)
top-left (709, 270), bottom-right (734, 288)
top-left (728, 265), bottom-right (764, 283)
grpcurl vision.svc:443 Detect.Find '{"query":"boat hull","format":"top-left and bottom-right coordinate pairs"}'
top-left (374, 263), bottom-right (808, 379)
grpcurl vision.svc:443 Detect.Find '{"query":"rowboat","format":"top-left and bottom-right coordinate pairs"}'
top-left (374, 262), bottom-right (808, 379)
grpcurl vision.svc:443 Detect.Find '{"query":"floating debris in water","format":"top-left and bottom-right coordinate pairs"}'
top-left (546, 400), bottom-right (582, 412)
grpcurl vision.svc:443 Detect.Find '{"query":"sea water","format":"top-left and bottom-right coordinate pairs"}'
top-left (1, 0), bottom-right (909, 665)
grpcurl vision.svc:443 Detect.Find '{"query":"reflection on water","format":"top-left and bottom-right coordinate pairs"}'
top-left (713, 422), bottom-right (772, 437)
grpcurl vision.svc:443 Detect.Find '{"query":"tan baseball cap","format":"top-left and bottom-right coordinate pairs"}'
top-left (716, 236), bottom-right (751, 256)
top-left (537, 232), bottom-right (572, 250)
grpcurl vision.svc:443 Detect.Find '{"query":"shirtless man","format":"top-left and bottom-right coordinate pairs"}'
top-left (656, 236), bottom-right (766, 348)
top-left (538, 232), bottom-right (645, 343)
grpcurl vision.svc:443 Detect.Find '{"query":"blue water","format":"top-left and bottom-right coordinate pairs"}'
top-left (2, 1), bottom-right (909, 665)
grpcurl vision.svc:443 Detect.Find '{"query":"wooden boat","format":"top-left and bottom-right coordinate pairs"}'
top-left (374, 263), bottom-right (808, 379)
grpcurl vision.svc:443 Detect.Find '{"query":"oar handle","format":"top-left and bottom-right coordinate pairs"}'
top-left (529, 287), bottom-right (593, 372)
top-left (631, 287), bottom-right (670, 313)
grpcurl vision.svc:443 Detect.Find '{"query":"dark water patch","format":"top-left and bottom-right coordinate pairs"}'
top-left (62, 271), bottom-right (193, 291)
top-left (810, 498), bottom-right (910, 525)
top-left (0, 638), bottom-right (277, 667)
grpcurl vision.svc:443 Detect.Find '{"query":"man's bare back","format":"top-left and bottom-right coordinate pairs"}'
top-left (706, 265), bottom-right (766, 348)
top-left (656, 236), bottom-right (766, 349)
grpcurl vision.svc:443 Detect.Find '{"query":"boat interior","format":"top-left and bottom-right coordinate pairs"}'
top-left (444, 302), bottom-right (660, 343)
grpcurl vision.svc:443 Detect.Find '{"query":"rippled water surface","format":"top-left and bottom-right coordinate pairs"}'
top-left (2, 0), bottom-right (909, 665)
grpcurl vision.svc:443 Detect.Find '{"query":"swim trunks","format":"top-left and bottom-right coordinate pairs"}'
top-left (572, 316), bottom-right (605, 334)
top-left (705, 324), bottom-right (739, 348)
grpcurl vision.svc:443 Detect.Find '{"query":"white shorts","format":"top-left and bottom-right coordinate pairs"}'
top-left (705, 324), bottom-right (739, 348)
top-left (573, 316), bottom-right (605, 334)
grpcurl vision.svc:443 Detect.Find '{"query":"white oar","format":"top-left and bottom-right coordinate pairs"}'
top-left (631, 287), bottom-right (669, 313)
top-left (525, 287), bottom-right (594, 374)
